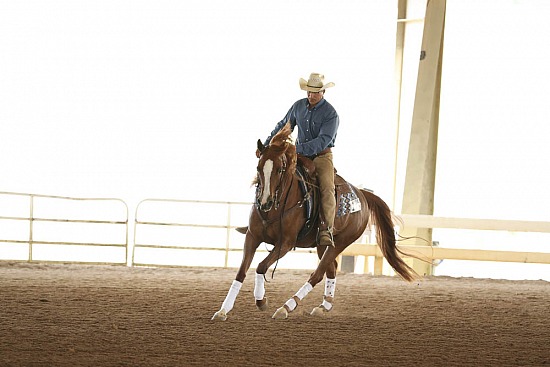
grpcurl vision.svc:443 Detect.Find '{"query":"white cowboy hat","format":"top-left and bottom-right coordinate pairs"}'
top-left (299, 73), bottom-right (335, 92)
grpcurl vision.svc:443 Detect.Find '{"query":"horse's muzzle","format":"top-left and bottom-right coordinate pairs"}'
top-left (259, 197), bottom-right (274, 212)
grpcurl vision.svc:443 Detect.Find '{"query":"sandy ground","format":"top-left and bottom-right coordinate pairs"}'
top-left (0, 262), bottom-right (549, 367)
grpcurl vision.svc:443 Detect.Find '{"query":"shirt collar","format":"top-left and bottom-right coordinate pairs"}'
top-left (307, 98), bottom-right (326, 110)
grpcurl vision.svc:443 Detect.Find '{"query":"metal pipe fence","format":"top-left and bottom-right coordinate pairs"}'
top-left (0, 191), bottom-right (128, 265)
top-left (1, 193), bottom-right (549, 275)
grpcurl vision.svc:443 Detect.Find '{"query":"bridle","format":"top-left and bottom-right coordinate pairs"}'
top-left (255, 153), bottom-right (290, 212)
top-left (254, 150), bottom-right (305, 225)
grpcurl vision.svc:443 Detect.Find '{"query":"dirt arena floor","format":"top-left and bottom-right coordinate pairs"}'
top-left (0, 262), bottom-right (549, 367)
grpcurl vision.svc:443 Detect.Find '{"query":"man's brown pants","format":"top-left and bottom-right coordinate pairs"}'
top-left (313, 152), bottom-right (335, 231)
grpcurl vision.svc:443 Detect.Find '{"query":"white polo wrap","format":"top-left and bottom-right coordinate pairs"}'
top-left (221, 280), bottom-right (242, 313)
top-left (285, 298), bottom-right (297, 311)
top-left (254, 273), bottom-right (265, 301)
top-left (295, 282), bottom-right (313, 300)
top-left (321, 299), bottom-right (333, 311)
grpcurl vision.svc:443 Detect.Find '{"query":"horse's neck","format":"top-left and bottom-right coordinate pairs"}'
top-left (279, 171), bottom-right (300, 206)
top-left (256, 172), bottom-right (300, 223)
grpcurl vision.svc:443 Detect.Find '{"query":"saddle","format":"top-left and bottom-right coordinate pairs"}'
top-left (295, 155), bottom-right (362, 242)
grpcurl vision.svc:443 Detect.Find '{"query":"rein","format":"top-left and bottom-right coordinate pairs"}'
top-left (255, 155), bottom-right (304, 278)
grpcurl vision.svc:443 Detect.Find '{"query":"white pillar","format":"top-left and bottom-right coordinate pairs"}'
top-left (401, 0), bottom-right (446, 276)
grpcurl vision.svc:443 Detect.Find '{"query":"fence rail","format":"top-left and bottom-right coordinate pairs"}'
top-left (0, 191), bottom-right (129, 265)
top-left (133, 198), bottom-right (255, 267)
top-left (342, 213), bottom-right (550, 275)
top-left (398, 214), bottom-right (550, 233)
top-left (1, 194), bottom-right (549, 275)
top-left (132, 199), bottom-right (550, 271)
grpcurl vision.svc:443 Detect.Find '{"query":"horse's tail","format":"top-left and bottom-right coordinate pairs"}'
top-left (361, 189), bottom-right (418, 282)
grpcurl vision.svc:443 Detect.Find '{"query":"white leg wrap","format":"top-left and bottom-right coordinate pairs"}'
top-left (221, 280), bottom-right (242, 313)
top-left (295, 282), bottom-right (313, 300)
top-left (285, 298), bottom-right (297, 312)
top-left (325, 278), bottom-right (336, 298)
top-left (254, 273), bottom-right (265, 301)
top-left (321, 299), bottom-right (333, 311)
top-left (283, 282), bottom-right (313, 313)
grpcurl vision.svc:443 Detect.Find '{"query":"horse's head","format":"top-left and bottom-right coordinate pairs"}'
top-left (255, 122), bottom-right (296, 212)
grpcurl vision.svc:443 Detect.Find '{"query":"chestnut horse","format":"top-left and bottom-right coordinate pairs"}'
top-left (212, 123), bottom-right (417, 321)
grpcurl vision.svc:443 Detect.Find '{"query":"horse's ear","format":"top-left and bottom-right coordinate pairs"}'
top-left (257, 139), bottom-right (265, 157)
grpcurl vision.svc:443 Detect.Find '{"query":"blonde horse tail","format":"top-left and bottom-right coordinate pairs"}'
top-left (361, 189), bottom-right (418, 282)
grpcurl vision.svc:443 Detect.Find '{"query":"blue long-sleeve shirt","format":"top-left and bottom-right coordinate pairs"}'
top-left (264, 98), bottom-right (339, 157)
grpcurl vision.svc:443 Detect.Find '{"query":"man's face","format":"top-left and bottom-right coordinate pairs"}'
top-left (307, 90), bottom-right (324, 106)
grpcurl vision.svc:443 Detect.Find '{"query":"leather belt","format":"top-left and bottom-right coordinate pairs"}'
top-left (307, 147), bottom-right (332, 160)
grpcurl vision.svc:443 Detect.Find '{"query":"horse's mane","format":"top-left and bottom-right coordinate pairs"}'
top-left (269, 122), bottom-right (296, 174)
top-left (252, 122), bottom-right (297, 187)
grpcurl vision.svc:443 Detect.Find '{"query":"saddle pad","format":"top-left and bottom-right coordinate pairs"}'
top-left (337, 183), bottom-right (362, 218)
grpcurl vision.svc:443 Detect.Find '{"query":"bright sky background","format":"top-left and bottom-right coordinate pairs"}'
top-left (1, 0), bottom-right (549, 280)
top-left (0, 0), bottom-right (397, 205)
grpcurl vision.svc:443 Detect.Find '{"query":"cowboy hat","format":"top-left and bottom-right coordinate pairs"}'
top-left (299, 73), bottom-right (335, 92)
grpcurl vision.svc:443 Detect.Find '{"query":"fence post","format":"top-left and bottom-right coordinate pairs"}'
top-left (363, 256), bottom-right (370, 274)
top-left (225, 203), bottom-right (231, 268)
top-left (28, 195), bottom-right (34, 262)
top-left (374, 256), bottom-right (384, 275)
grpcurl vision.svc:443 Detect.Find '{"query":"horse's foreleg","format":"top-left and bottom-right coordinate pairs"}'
top-left (211, 280), bottom-right (242, 321)
top-left (212, 233), bottom-right (260, 321)
top-left (254, 242), bottom-right (294, 312)
top-left (254, 272), bottom-right (268, 311)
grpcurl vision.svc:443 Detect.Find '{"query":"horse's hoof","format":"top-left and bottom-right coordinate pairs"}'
top-left (256, 297), bottom-right (268, 311)
top-left (272, 306), bottom-right (288, 320)
top-left (310, 306), bottom-right (329, 317)
top-left (211, 309), bottom-right (228, 321)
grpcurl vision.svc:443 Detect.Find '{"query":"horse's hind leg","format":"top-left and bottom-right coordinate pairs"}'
top-left (272, 246), bottom-right (339, 320)
top-left (310, 246), bottom-right (337, 316)
top-left (318, 244), bottom-right (338, 279)
top-left (310, 277), bottom-right (336, 316)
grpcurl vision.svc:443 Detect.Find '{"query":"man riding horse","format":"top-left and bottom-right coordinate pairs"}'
top-left (211, 72), bottom-right (418, 321)
top-left (262, 72), bottom-right (338, 247)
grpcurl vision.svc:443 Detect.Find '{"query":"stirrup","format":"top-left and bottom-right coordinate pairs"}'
top-left (319, 229), bottom-right (334, 247)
